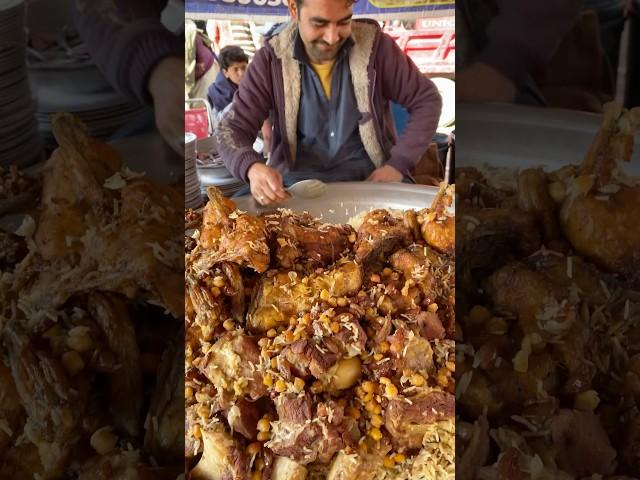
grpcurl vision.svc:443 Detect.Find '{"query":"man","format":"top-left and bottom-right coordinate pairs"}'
top-left (215, 0), bottom-right (442, 205)
top-left (456, 0), bottom-right (582, 104)
top-left (186, 21), bottom-right (219, 100)
top-left (73, 0), bottom-right (184, 154)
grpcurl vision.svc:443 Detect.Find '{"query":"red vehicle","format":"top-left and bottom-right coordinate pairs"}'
top-left (383, 14), bottom-right (455, 78)
top-left (384, 14), bottom-right (455, 129)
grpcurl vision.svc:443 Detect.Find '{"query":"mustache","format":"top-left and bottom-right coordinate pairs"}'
top-left (313, 39), bottom-right (342, 47)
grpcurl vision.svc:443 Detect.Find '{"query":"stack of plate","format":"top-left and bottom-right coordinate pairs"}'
top-left (185, 132), bottom-right (203, 209)
top-left (199, 165), bottom-right (245, 198)
top-left (30, 66), bottom-right (146, 150)
top-left (0, 0), bottom-right (42, 166)
top-left (196, 134), bottom-right (245, 197)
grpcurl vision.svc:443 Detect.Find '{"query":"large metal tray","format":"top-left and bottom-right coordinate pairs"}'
top-left (457, 103), bottom-right (640, 173)
top-left (233, 182), bottom-right (439, 224)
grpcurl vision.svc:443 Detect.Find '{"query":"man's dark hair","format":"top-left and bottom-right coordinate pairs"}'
top-left (295, 0), bottom-right (356, 10)
top-left (218, 45), bottom-right (249, 70)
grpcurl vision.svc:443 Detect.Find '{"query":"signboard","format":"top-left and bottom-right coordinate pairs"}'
top-left (186, 0), bottom-right (454, 21)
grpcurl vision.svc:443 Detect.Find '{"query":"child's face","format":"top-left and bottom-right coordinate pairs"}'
top-left (224, 61), bottom-right (248, 86)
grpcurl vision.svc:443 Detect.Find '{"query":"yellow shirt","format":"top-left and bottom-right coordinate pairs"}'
top-left (310, 59), bottom-right (336, 100)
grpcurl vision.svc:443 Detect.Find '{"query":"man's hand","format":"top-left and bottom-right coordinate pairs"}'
top-left (247, 163), bottom-right (291, 205)
top-left (457, 62), bottom-right (516, 104)
top-left (148, 56), bottom-right (184, 155)
top-left (367, 165), bottom-right (403, 182)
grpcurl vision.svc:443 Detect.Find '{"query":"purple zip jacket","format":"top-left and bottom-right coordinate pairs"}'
top-left (73, 0), bottom-right (183, 104)
top-left (215, 20), bottom-right (442, 183)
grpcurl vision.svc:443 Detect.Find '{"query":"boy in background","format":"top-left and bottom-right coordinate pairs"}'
top-left (208, 45), bottom-right (271, 155)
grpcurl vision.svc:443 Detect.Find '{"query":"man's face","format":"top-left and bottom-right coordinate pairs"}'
top-left (290, 0), bottom-right (353, 64)
top-left (224, 62), bottom-right (248, 85)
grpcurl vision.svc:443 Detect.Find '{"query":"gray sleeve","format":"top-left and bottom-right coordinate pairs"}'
top-left (73, 0), bottom-right (183, 104)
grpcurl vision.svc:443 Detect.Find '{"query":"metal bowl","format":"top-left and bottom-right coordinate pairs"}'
top-left (233, 182), bottom-right (439, 224)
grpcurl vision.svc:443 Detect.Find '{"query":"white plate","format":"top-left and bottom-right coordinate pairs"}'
top-left (457, 103), bottom-right (640, 174)
top-left (0, 0), bottom-right (22, 12)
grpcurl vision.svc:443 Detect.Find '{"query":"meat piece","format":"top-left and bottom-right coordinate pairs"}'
top-left (419, 183), bottom-right (454, 255)
top-left (366, 355), bottom-right (398, 382)
top-left (225, 398), bottom-right (262, 440)
top-left (189, 423), bottom-right (250, 480)
top-left (456, 205), bottom-right (541, 297)
top-left (310, 260), bottom-right (363, 298)
top-left (332, 314), bottom-right (367, 356)
top-left (410, 418), bottom-right (455, 479)
top-left (0, 231), bottom-right (27, 270)
top-left (248, 272), bottom-right (316, 333)
top-left (384, 391), bottom-right (455, 449)
top-left (185, 207), bottom-right (202, 231)
top-left (0, 443), bottom-right (46, 479)
top-left (193, 187), bottom-right (271, 274)
top-left (143, 337), bottom-right (183, 463)
top-left (271, 456), bottom-right (308, 480)
top-left (416, 311), bottom-right (445, 340)
top-left (3, 320), bottom-right (84, 476)
top-left (194, 331), bottom-right (266, 400)
top-left (280, 339), bottom-right (340, 379)
top-left (492, 448), bottom-right (530, 480)
top-left (485, 254), bottom-right (608, 394)
top-left (390, 244), bottom-right (454, 314)
top-left (16, 113), bottom-right (184, 318)
top-left (86, 292), bottom-right (142, 438)
top-left (185, 404), bottom-right (202, 459)
top-left (403, 210), bottom-right (421, 241)
top-left (185, 273), bottom-right (226, 344)
top-left (560, 184), bottom-right (640, 286)
top-left (354, 210), bottom-right (413, 264)
top-left (216, 215), bottom-right (271, 273)
top-left (485, 259), bottom-right (576, 337)
top-left (326, 450), bottom-right (382, 480)
top-left (557, 105), bottom-right (640, 284)
top-left (265, 210), bottom-right (355, 268)
top-left (549, 409), bottom-right (616, 477)
top-left (456, 416), bottom-right (490, 480)
top-left (420, 212), bottom-right (454, 256)
top-left (249, 261), bottom-right (362, 333)
top-left (371, 315), bottom-right (392, 345)
top-left (268, 394), bottom-right (359, 465)
top-left (517, 167), bottom-right (560, 242)
top-left (198, 186), bottom-right (235, 249)
top-left (395, 330), bottom-right (435, 376)
top-left (220, 262), bottom-right (245, 322)
top-left (275, 393), bottom-right (314, 424)
top-left (456, 166), bottom-right (509, 207)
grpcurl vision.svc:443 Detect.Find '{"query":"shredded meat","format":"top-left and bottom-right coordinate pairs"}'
top-left (354, 209), bottom-right (413, 264)
top-left (384, 391), bottom-right (455, 449)
top-left (267, 393), bottom-right (359, 465)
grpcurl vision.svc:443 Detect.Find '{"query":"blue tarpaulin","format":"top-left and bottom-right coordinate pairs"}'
top-left (186, 0), bottom-right (453, 20)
